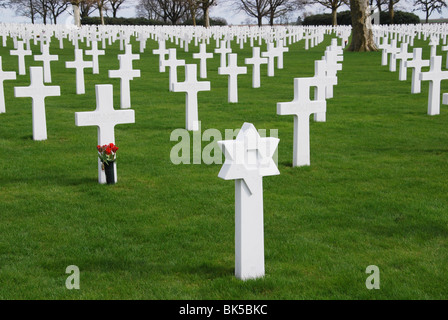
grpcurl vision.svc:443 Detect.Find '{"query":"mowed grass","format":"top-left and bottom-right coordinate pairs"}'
top-left (0, 31), bottom-right (447, 300)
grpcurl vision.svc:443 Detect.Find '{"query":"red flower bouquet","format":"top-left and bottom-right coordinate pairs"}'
top-left (97, 143), bottom-right (119, 168)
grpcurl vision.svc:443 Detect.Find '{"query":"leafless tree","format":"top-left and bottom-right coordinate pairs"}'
top-left (388, 0), bottom-right (399, 23)
top-left (301, 0), bottom-right (349, 26)
top-left (265, 0), bottom-right (295, 26)
top-left (414, 0), bottom-right (446, 23)
top-left (136, 0), bottom-right (167, 21)
top-left (199, 0), bottom-right (217, 27)
top-left (69, 0), bottom-right (95, 26)
top-left (186, 0), bottom-right (201, 25)
top-left (107, 0), bottom-right (125, 17)
top-left (33, 0), bottom-right (51, 24)
top-left (80, 0), bottom-right (96, 17)
top-left (136, 0), bottom-right (157, 19)
top-left (142, 0), bottom-right (187, 24)
top-left (234, 0), bottom-right (270, 27)
top-left (10, 0), bottom-right (39, 23)
top-left (47, 0), bottom-right (70, 24)
top-left (369, 0), bottom-right (386, 13)
top-left (94, 0), bottom-right (108, 24)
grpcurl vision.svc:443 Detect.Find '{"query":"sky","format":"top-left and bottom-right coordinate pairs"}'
top-left (0, 1), bottom-right (447, 26)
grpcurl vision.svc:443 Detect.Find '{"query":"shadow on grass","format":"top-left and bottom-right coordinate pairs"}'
top-left (1, 176), bottom-right (98, 186)
top-left (59, 177), bottom-right (99, 186)
top-left (360, 220), bottom-right (448, 239)
top-left (177, 262), bottom-right (234, 279)
top-left (280, 161), bottom-right (293, 168)
top-left (364, 147), bottom-right (448, 154)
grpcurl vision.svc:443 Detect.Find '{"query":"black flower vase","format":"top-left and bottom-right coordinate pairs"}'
top-left (104, 161), bottom-right (115, 185)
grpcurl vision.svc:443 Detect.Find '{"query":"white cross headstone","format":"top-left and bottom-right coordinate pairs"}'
top-left (378, 36), bottom-right (390, 66)
top-left (214, 40), bottom-right (232, 69)
top-left (387, 39), bottom-right (400, 72)
top-left (322, 50), bottom-right (342, 99)
top-left (161, 48), bottom-right (185, 91)
top-left (108, 44), bottom-right (141, 109)
top-left (10, 40), bottom-right (32, 75)
top-left (275, 39), bottom-right (289, 69)
top-left (153, 40), bottom-right (169, 72)
top-left (441, 44), bottom-right (448, 68)
top-left (85, 40), bottom-right (105, 74)
top-left (65, 49), bottom-right (93, 94)
top-left (405, 48), bottom-right (430, 94)
top-left (218, 53), bottom-right (247, 103)
top-left (394, 43), bottom-right (413, 81)
top-left (429, 36), bottom-right (439, 57)
top-left (75, 84), bottom-right (135, 184)
top-left (218, 122), bottom-right (279, 280)
top-left (245, 47), bottom-right (268, 88)
top-left (261, 42), bottom-right (277, 77)
top-left (303, 32), bottom-right (313, 50)
top-left (442, 92), bottom-right (448, 107)
top-left (172, 64), bottom-right (211, 131)
top-left (277, 77), bottom-right (326, 167)
top-left (136, 32), bottom-right (148, 53)
top-left (313, 59), bottom-right (337, 122)
top-left (419, 55), bottom-right (448, 115)
top-left (14, 66), bottom-right (60, 141)
top-left (33, 43), bottom-right (58, 83)
top-left (193, 43), bottom-right (213, 79)
top-left (117, 31), bottom-right (129, 51)
top-left (0, 56), bottom-right (17, 114)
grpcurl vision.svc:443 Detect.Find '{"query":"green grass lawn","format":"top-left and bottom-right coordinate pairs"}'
top-left (0, 31), bottom-right (447, 300)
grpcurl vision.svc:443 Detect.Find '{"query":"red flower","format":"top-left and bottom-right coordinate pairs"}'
top-left (112, 146), bottom-right (119, 153)
top-left (105, 147), bottom-right (112, 155)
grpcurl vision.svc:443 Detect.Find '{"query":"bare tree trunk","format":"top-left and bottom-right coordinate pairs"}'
top-left (203, 6), bottom-right (210, 27)
top-left (187, 0), bottom-right (197, 26)
top-left (388, 0), bottom-right (394, 24)
top-left (258, 15), bottom-right (262, 27)
top-left (347, 0), bottom-right (378, 52)
top-left (331, 6), bottom-right (337, 26)
top-left (100, 7), bottom-right (104, 25)
top-left (72, 4), bottom-right (81, 27)
top-left (30, 0), bottom-right (35, 24)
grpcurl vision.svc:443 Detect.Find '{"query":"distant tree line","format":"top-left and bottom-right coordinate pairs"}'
top-left (301, 9), bottom-right (421, 25)
top-left (1, 0), bottom-right (443, 27)
top-left (135, 0), bottom-right (218, 27)
top-left (80, 14), bottom-right (227, 25)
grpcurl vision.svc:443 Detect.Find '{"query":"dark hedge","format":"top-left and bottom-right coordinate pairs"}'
top-left (302, 10), bottom-right (420, 26)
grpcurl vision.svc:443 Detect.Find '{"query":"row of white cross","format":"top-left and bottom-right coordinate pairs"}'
top-left (377, 33), bottom-right (448, 115)
top-left (0, 25), bottom-right (343, 281)
top-left (0, 32), bottom-right (325, 170)
top-left (217, 38), bottom-right (343, 280)
top-left (1, 23), bottom-right (339, 58)
top-left (277, 38), bottom-right (343, 167)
